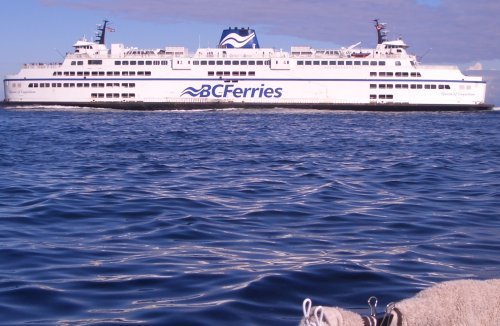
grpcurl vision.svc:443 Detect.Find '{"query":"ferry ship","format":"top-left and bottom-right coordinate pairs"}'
top-left (2, 20), bottom-right (492, 110)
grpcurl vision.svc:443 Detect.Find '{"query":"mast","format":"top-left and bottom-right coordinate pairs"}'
top-left (95, 20), bottom-right (109, 45)
top-left (373, 19), bottom-right (388, 44)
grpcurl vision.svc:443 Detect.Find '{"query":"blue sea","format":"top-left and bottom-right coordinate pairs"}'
top-left (0, 106), bottom-right (499, 325)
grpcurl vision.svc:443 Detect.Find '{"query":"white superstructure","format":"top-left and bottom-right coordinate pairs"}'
top-left (3, 20), bottom-right (491, 110)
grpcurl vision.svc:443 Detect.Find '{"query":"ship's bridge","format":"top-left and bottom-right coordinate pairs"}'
top-left (72, 39), bottom-right (108, 56)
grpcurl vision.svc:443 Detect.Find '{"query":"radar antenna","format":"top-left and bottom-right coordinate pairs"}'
top-left (95, 20), bottom-right (109, 45)
top-left (373, 19), bottom-right (388, 44)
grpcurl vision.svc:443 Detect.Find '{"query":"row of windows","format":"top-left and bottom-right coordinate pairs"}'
top-left (91, 93), bottom-right (135, 99)
top-left (370, 94), bottom-right (394, 99)
top-left (370, 71), bottom-right (422, 77)
top-left (70, 60), bottom-right (103, 65)
top-left (297, 60), bottom-right (386, 66)
top-left (53, 71), bottom-right (152, 77)
top-left (115, 60), bottom-right (168, 66)
top-left (194, 60), bottom-right (270, 66)
top-left (370, 84), bottom-right (451, 90)
top-left (207, 71), bottom-right (256, 77)
top-left (28, 83), bottom-right (136, 88)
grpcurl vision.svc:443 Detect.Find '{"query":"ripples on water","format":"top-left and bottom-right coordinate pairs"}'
top-left (0, 107), bottom-right (499, 325)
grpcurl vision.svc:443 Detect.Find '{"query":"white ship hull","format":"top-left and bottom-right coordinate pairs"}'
top-left (3, 21), bottom-right (492, 111)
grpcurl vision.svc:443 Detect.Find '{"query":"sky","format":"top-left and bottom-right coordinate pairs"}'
top-left (1, 0), bottom-right (500, 103)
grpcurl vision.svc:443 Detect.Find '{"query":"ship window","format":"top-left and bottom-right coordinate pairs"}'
top-left (370, 61), bottom-right (377, 66)
top-left (209, 61), bottom-right (216, 65)
top-left (224, 71), bottom-right (230, 76)
top-left (122, 93), bottom-right (128, 98)
top-left (445, 85), bottom-right (450, 89)
top-left (232, 71), bottom-right (239, 76)
top-left (71, 61), bottom-right (76, 65)
top-left (40, 83), bottom-right (45, 88)
top-left (115, 61), bottom-right (121, 65)
top-left (129, 93), bottom-right (135, 98)
top-left (70, 72), bottom-right (76, 76)
top-left (146, 61), bottom-right (152, 65)
top-left (411, 72), bottom-right (417, 77)
top-left (417, 72), bottom-right (422, 77)
top-left (338, 61), bottom-right (344, 65)
top-left (379, 84), bottom-right (386, 89)
top-left (153, 61), bottom-right (160, 65)
top-left (321, 61), bottom-right (328, 65)
top-left (395, 61), bottom-right (401, 66)
top-left (425, 84), bottom-right (431, 89)
top-left (249, 71), bottom-right (255, 76)
top-left (98, 93), bottom-right (104, 98)
top-left (63, 83), bottom-right (69, 87)
top-left (77, 72), bottom-right (83, 76)
top-left (387, 95), bottom-right (393, 99)
top-left (346, 61), bottom-right (352, 65)
top-left (410, 84), bottom-right (416, 89)
top-left (240, 71), bottom-right (246, 76)
top-left (106, 71), bottom-right (113, 76)
top-left (379, 72), bottom-right (386, 77)
top-left (53, 72), bottom-right (57, 76)
top-left (402, 72), bottom-right (409, 77)
top-left (77, 83), bottom-right (83, 87)
top-left (370, 72), bottom-right (377, 76)
top-left (106, 93), bottom-right (113, 98)
top-left (370, 94), bottom-right (376, 99)
top-left (99, 83), bottom-right (104, 87)
top-left (106, 83), bottom-right (113, 87)
top-left (370, 84), bottom-right (376, 89)
top-left (330, 61), bottom-right (336, 65)
top-left (256, 61), bottom-right (264, 65)
top-left (216, 71), bottom-right (223, 76)
top-left (200, 61), bottom-right (207, 65)
top-left (91, 93), bottom-right (97, 98)
top-left (130, 61), bottom-right (137, 65)
top-left (88, 60), bottom-right (103, 65)
top-left (395, 84), bottom-right (401, 89)
top-left (208, 71), bottom-right (215, 76)
top-left (395, 72), bottom-right (402, 77)
top-left (402, 84), bottom-right (409, 89)
top-left (78, 61), bottom-right (83, 66)
top-left (241, 61), bottom-right (247, 65)
top-left (387, 72), bottom-right (393, 77)
top-left (193, 61), bottom-right (199, 65)
top-left (297, 61), bottom-right (304, 65)
top-left (313, 61), bottom-right (320, 65)
top-left (161, 61), bottom-right (169, 65)
top-left (431, 85), bottom-right (436, 89)
top-left (84, 83), bottom-right (90, 87)
top-left (51, 83), bottom-right (57, 87)
top-left (64, 72), bottom-right (70, 76)
top-left (387, 84), bottom-right (393, 89)
top-left (145, 71), bottom-right (151, 76)
top-left (379, 95), bottom-right (386, 99)
top-left (232, 61), bottom-right (239, 65)
top-left (122, 72), bottom-right (128, 76)
top-left (84, 72), bottom-right (90, 76)
top-left (99, 72), bottom-right (105, 76)
top-left (129, 71), bottom-right (135, 76)
top-left (438, 85), bottom-right (444, 89)
top-left (138, 71), bottom-right (144, 76)
top-left (114, 93), bottom-right (119, 98)
top-left (249, 61), bottom-right (256, 65)
top-left (354, 61), bottom-right (361, 66)
top-left (138, 61), bottom-right (144, 65)
top-left (379, 61), bottom-right (386, 66)
top-left (362, 61), bottom-right (369, 66)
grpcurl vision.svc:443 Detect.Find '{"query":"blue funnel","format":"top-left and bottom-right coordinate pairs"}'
top-left (218, 27), bottom-right (260, 49)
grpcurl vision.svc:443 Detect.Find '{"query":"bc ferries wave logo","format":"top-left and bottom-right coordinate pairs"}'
top-left (181, 84), bottom-right (283, 99)
top-left (219, 32), bottom-right (256, 48)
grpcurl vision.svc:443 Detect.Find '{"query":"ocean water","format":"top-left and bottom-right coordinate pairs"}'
top-left (0, 106), bottom-right (499, 325)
